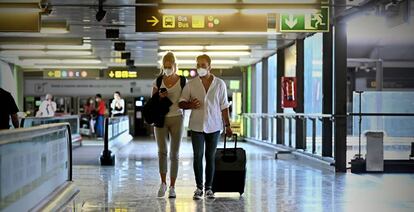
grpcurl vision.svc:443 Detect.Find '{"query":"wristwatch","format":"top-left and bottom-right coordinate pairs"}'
top-left (225, 124), bottom-right (230, 127)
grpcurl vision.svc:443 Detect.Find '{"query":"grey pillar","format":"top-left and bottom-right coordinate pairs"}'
top-left (375, 60), bottom-right (383, 91)
top-left (262, 59), bottom-right (269, 141)
top-left (276, 49), bottom-right (285, 145)
top-left (334, 0), bottom-right (348, 172)
top-left (322, 25), bottom-right (333, 157)
top-left (295, 39), bottom-right (306, 150)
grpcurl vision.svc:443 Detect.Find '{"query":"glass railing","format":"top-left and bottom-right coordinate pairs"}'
top-left (106, 115), bottom-right (130, 141)
top-left (241, 113), bottom-right (333, 160)
top-left (242, 112), bottom-right (414, 171)
top-left (0, 123), bottom-right (78, 211)
top-left (347, 114), bottom-right (414, 166)
top-left (20, 115), bottom-right (81, 144)
top-left (347, 91), bottom-right (414, 167)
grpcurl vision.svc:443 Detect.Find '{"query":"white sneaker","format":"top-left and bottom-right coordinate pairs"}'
top-left (157, 183), bottom-right (167, 197)
top-left (205, 190), bottom-right (215, 199)
top-left (168, 186), bottom-right (176, 198)
top-left (193, 188), bottom-right (203, 200)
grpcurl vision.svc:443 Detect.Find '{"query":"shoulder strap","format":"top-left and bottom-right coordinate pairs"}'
top-left (156, 75), bottom-right (163, 89)
top-left (179, 76), bottom-right (186, 89)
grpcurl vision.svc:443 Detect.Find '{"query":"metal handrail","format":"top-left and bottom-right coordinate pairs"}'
top-left (0, 123), bottom-right (71, 145)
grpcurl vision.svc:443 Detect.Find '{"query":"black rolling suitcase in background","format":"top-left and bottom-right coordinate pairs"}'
top-left (212, 134), bottom-right (246, 195)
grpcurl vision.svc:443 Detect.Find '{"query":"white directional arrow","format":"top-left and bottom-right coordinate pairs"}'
top-left (285, 14), bottom-right (298, 29)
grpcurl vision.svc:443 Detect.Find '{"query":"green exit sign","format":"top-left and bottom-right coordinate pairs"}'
top-left (280, 7), bottom-right (329, 32)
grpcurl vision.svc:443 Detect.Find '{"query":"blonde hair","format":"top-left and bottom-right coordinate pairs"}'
top-left (160, 51), bottom-right (177, 75)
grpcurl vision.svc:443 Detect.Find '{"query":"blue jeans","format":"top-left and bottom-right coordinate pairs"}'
top-left (191, 130), bottom-right (220, 190)
top-left (95, 115), bottom-right (104, 137)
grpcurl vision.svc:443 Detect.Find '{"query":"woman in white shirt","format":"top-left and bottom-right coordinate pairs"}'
top-left (36, 93), bottom-right (57, 117)
top-left (110, 91), bottom-right (125, 117)
top-left (152, 52), bottom-right (186, 198)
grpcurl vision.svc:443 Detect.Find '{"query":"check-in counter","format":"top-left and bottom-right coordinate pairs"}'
top-left (0, 123), bottom-right (79, 212)
top-left (20, 115), bottom-right (82, 146)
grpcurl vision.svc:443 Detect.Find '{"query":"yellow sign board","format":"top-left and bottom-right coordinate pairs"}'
top-left (136, 7), bottom-right (268, 32)
top-left (107, 70), bottom-right (138, 79)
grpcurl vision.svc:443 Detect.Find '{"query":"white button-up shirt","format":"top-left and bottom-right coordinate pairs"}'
top-left (179, 75), bottom-right (231, 133)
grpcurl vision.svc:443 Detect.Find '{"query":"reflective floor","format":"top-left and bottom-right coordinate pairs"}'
top-left (66, 138), bottom-right (414, 212)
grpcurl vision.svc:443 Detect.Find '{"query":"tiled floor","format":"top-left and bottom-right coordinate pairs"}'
top-left (67, 137), bottom-right (414, 212)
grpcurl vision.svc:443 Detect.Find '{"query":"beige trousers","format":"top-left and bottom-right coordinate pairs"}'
top-left (154, 115), bottom-right (183, 178)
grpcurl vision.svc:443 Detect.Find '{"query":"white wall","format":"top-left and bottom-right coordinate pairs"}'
top-left (0, 60), bottom-right (17, 99)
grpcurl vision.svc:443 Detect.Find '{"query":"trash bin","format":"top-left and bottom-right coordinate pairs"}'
top-left (365, 131), bottom-right (384, 172)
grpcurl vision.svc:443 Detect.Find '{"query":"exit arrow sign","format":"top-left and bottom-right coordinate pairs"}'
top-left (280, 7), bottom-right (329, 32)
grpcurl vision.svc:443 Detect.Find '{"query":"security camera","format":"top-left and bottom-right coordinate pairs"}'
top-left (96, 9), bottom-right (106, 22)
top-left (39, 0), bottom-right (48, 10)
top-left (96, 0), bottom-right (106, 22)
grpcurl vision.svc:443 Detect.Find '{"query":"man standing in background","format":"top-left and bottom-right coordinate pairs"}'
top-left (0, 87), bottom-right (19, 130)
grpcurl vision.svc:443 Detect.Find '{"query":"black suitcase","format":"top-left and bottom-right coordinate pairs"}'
top-left (212, 134), bottom-right (246, 195)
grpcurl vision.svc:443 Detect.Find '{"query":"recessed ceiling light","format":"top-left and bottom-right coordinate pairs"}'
top-left (205, 45), bottom-right (250, 50)
top-left (83, 26), bottom-right (91, 29)
top-left (159, 46), bottom-right (204, 50)
top-left (83, 19), bottom-right (91, 22)
top-left (158, 59), bottom-right (238, 65)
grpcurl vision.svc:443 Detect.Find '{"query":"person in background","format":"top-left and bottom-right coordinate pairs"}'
top-left (110, 91), bottom-right (125, 117)
top-left (179, 54), bottom-right (232, 200)
top-left (95, 94), bottom-right (106, 139)
top-left (83, 97), bottom-right (96, 135)
top-left (0, 87), bottom-right (19, 130)
top-left (36, 93), bottom-right (57, 117)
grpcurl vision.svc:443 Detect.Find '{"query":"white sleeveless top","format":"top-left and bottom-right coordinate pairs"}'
top-left (152, 78), bottom-right (184, 117)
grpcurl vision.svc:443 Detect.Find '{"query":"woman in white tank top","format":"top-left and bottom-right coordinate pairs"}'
top-left (151, 52), bottom-right (185, 198)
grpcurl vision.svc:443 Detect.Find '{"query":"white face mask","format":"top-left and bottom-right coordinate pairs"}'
top-left (197, 68), bottom-right (208, 77)
top-left (164, 68), bottom-right (174, 76)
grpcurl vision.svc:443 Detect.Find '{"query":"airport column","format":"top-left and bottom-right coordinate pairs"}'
top-left (295, 38), bottom-right (306, 150)
top-left (261, 59), bottom-right (269, 141)
top-left (242, 67), bottom-right (248, 137)
top-left (276, 49), bottom-right (285, 145)
top-left (334, 0), bottom-right (348, 172)
top-left (322, 25), bottom-right (333, 157)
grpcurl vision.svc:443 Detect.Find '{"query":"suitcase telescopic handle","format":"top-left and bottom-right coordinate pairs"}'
top-left (224, 133), bottom-right (238, 150)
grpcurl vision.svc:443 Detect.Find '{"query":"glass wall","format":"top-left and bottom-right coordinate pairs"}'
top-left (268, 54), bottom-right (277, 113)
top-left (254, 62), bottom-right (263, 140)
top-left (304, 33), bottom-right (323, 153)
top-left (255, 62), bottom-right (263, 114)
top-left (246, 66), bottom-right (252, 137)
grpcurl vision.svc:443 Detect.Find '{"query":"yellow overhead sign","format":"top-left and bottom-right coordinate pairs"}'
top-left (136, 7), bottom-right (269, 32)
top-left (107, 70), bottom-right (138, 79)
